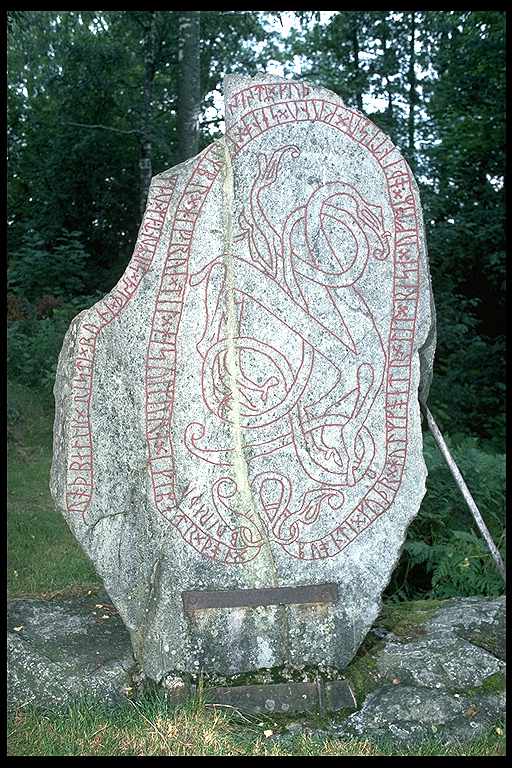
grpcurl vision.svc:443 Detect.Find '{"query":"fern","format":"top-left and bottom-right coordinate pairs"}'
top-left (431, 530), bottom-right (504, 598)
top-left (386, 433), bottom-right (505, 600)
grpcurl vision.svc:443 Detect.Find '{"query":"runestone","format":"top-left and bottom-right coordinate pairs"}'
top-left (51, 74), bottom-right (436, 680)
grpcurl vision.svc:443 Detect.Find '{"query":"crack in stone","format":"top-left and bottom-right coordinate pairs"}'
top-left (87, 510), bottom-right (128, 541)
top-left (222, 138), bottom-right (278, 588)
top-left (134, 546), bottom-right (166, 672)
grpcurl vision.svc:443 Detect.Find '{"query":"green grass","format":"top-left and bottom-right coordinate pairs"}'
top-left (7, 381), bottom-right (100, 596)
top-left (7, 380), bottom-right (507, 757)
top-left (7, 695), bottom-right (506, 757)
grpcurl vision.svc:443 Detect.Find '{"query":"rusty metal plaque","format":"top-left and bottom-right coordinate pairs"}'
top-left (204, 679), bottom-right (356, 714)
top-left (182, 583), bottom-right (338, 613)
top-left (180, 679), bottom-right (356, 714)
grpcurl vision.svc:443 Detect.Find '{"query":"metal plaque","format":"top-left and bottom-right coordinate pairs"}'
top-left (164, 679), bottom-right (357, 714)
top-left (182, 583), bottom-right (338, 613)
top-left (201, 679), bottom-right (356, 714)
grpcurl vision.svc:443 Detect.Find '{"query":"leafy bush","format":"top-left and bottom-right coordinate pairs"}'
top-left (429, 334), bottom-right (506, 452)
top-left (7, 292), bottom-right (32, 321)
top-left (386, 432), bottom-right (505, 600)
top-left (7, 295), bottom-right (101, 392)
top-left (8, 230), bottom-right (90, 302)
top-left (35, 294), bottom-right (63, 319)
top-left (7, 397), bottom-right (21, 440)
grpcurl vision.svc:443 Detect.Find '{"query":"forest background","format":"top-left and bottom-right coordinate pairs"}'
top-left (7, 10), bottom-right (506, 601)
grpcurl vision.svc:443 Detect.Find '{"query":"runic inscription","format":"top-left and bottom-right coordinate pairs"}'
top-left (66, 180), bottom-right (175, 519)
top-left (51, 73), bottom-right (435, 681)
top-left (141, 94), bottom-right (422, 565)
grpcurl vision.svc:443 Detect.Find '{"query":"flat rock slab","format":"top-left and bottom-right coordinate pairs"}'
top-left (8, 593), bottom-right (505, 747)
top-left (376, 634), bottom-right (503, 690)
top-left (332, 595), bottom-right (506, 745)
top-left (426, 596), bottom-right (506, 661)
top-left (195, 679), bottom-right (356, 715)
top-left (7, 591), bottom-right (134, 712)
top-left (331, 686), bottom-right (505, 745)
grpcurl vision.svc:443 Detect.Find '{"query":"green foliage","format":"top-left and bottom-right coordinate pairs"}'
top-left (430, 530), bottom-right (503, 598)
top-left (386, 433), bottom-right (505, 601)
top-left (7, 294), bottom-right (101, 392)
top-left (8, 230), bottom-right (90, 302)
top-left (7, 11), bottom-right (277, 269)
top-left (429, 334), bottom-right (505, 450)
top-left (419, 11), bottom-right (505, 444)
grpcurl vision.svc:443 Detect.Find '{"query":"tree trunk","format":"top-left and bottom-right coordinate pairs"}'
top-left (139, 11), bottom-right (157, 218)
top-left (350, 17), bottom-right (363, 111)
top-left (407, 11), bottom-right (417, 172)
top-left (387, 81), bottom-right (393, 118)
top-left (176, 11), bottom-right (201, 164)
top-left (379, 21), bottom-right (394, 131)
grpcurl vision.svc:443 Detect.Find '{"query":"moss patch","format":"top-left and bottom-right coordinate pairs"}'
top-left (457, 610), bottom-right (506, 661)
top-left (464, 671), bottom-right (506, 698)
top-left (376, 599), bottom-right (444, 639)
top-left (340, 635), bottom-right (386, 713)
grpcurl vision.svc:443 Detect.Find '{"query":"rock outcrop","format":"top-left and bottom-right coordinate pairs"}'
top-left (8, 593), bottom-right (505, 747)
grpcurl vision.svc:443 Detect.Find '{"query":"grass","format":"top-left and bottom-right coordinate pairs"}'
top-left (7, 379), bottom-right (507, 757)
top-left (7, 695), bottom-right (506, 757)
top-left (7, 380), bottom-right (100, 596)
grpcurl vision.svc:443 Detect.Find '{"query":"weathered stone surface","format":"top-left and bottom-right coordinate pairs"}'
top-left (334, 596), bottom-right (506, 745)
top-left (7, 592), bottom-right (134, 711)
top-left (426, 596), bottom-right (506, 660)
top-left (333, 686), bottom-right (505, 745)
top-left (376, 635), bottom-right (504, 690)
top-left (50, 73), bottom-right (436, 681)
top-left (199, 680), bottom-right (356, 715)
top-left (8, 594), bottom-right (505, 747)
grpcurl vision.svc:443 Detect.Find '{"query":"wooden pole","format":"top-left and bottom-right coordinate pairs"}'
top-left (423, 405), bottom-right (505, 583)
